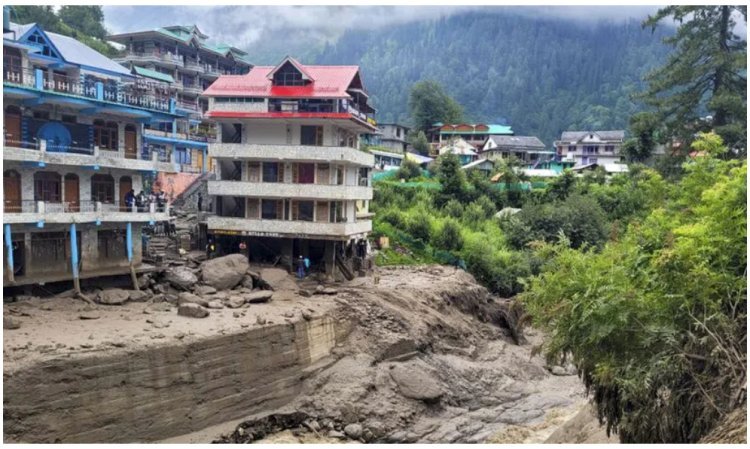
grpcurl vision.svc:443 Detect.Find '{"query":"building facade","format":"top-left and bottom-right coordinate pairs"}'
top-left (553, 130), bottom-right (625, 166)
top-left (428, 123), bottom-right (514, 154)
top-left (3, 22), bottom-right (188, 288)
top-left (376, 123), bottom-right (409, 152)
top-left (481, 135), bottom-right (553, 165)
top-left (202, 57), bottom-right (376, 277)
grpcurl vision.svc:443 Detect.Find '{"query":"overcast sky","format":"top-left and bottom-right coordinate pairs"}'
top-left (103, 5), bottom-right (665, 50)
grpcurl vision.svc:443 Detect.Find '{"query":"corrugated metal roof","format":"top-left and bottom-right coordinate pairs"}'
top-left (486, 135), bottom-right (546, 149)
top-left (11, 22), bottom-right (132, 77)
top-left (204, 62), bottom-right (362, 99)
top-left (440, 124), bottom-right (513, 135)
top-left (560, 130), bottom-right (625, 142)
top-left (133, 66), bottom-right (174, 83)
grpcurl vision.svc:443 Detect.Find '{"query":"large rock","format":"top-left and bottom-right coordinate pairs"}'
top-left (98, 288), bottom-right (130, 305)
top-left (4, 316), bottom-right (21, 329)
top-left (225, 296), bottom-right (246, 309)
top-left (164, 267), bottom-right (198, 290)
top-left (206, 300), bottom-right (224, 309)
top-left (389, 364), bottom-right (444, 402)
top-left (128, 290), bottom-right (150, 302)
top-left (177, 303), bottom-right (209, 318)
top-left (344, 423), bottom-right (363, 439)
top-left (244, 290), bottom-right (273, 304)
top-left (178, 292), bottom-right (209, 307)
top-left (201, 254), bottom-right (250, 290)
top-left (194, 285), bottom-right (217, 296)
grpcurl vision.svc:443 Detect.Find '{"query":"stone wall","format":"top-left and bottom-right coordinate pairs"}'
top-left (3, 316), bottom-right (345, 443)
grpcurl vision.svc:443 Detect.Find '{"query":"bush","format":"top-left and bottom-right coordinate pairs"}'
top-left (442, 199), bottom-right (464, 218)
top-left (462, 203), bottom-right (486, 226)
top-left (407, 213), bottom-right (432, 242)
top-left (473, 195), bottom-right (496, 219)
top-left (432, 218), bottom-right (463, 251)
top-left (504, 194), bottom-right (608, 250)
top-left (396, 157), bottom-right (422, 180)
top-left (380, 209), bottom-right (405, 228)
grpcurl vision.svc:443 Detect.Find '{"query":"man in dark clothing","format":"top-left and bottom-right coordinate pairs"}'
top-left (124, 189), bottom-right (136, 210)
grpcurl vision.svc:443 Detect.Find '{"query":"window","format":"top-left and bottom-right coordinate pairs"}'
top-left (261, 199), bottom-right (282, 219)
top-left (61, 114), bottom-right (77, 124)
top-left (329, 201), bottom-right (345, 223)
top-left (300, 125), bottom-right (323, 146)
top-left (215, 97), bottom-right (264, 103)
top-left (33, 110), bottom-right (50, 120)
top-left (604, 145), bottom-right (615, 152)
top-left (31, 232), bottom-right (67, 270)
top-left (33, 171), bottom-right (62, 202)
top-left (262, 162), bottom-right (283, 183)
top-left (94, 120), bottom-right (119, 150)
top-left (98, 230), bottom-right (126, 260)
top-left (568, 145), bottom-right (576, 153)
top-left (91, 174), bottom-right (115, 204)
top-left (272, 62), bottom-right (306, 86)
top-left (590, 158), bottom-right (598, 164)
top-left (174, 147), bottom-right (191, 164)
top-left (294, 163), bottom-right (315, 184)
top-left (294, 200), bottom-right (314, 221)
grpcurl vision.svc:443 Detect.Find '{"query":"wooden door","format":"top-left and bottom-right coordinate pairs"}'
top-left (4, 107), bottom-right (21, 146)
top-left (119, 176), bottom-right (132, 211)
top-left (124, 127), bottom-right (137, 159)
top-left (3, 170), bottom-right (21, 213)
top-left (64, 174), bottom-right (79, 212)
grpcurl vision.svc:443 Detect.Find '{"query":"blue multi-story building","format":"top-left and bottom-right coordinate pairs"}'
top-left (2, 17), bottom-right (204, 288)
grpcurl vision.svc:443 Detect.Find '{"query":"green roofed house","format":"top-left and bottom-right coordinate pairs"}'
top-left (427, 123), bottom-right (513, 156)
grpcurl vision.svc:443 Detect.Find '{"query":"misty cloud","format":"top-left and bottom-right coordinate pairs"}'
top-left (103, 5), bottom-right (663, 52)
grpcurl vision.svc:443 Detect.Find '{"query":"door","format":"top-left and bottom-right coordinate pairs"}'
top-left (64, 174), bottom-right (79, 212)
top-left (4, 106), bottom-right (21, 146)
top-left (119, 176), bottom-right (132, 212)
top-left (3, 170), bottom-right (21, 213)
top-left (124, 125), bottom-right (137, 159)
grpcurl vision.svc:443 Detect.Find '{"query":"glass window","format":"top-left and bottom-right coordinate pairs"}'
top-left (301, 126), bottom-right (324, 146)
top-left (262, 162), bottom-right (280, 183)
top-left (261, 199), bottom-right (280, 219)
top-left (33, 171), bottom-right (61, 202)
top-left (91, 174), bottom-right (115, 203)
top-left (94, 120), bottom-right (118, 150)
top-left (295, 201), bottom-right (314, 221)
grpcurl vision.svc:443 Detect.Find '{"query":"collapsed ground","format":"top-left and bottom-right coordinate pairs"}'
top-left (4, 258), bottom-right (608, 443)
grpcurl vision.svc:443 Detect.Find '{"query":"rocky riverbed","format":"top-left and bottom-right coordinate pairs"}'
top-left (4, 261), bottom-right (605, 443)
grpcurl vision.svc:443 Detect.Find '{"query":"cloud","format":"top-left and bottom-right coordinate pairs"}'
top-left (104, 5), bottom-right (664, 52)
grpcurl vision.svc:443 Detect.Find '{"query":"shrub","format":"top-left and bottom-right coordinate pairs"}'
top-left (442, 199), bottom-right (464, 218)
top-left (432, 218), bottom-right (463, 251)
top-left (407, 213), bottom-right (432, 242)
top-left (396, 157), bottom-right (422, 180)
top-left (380, 209), bottom-right (405, 228)
top-left (473, 195), bottom-right (496, 219)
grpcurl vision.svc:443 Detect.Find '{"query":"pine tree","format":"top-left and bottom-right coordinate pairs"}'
top-left (641, 6), bottom-right (747, 153)
top-left (408, 80), bottom-right (464, 132)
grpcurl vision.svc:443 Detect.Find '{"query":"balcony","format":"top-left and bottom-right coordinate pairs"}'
top-left (207, 216), bottom-right (372, 240)
top-left (144, 127), bottom-right (214, 143)
top-left (4, 68), bottom-right (175, 115)
top-left (208, 180), bottom-right (372, 201)
top-left (209, 143), bottom-right (374, 167)
top-left (115, 51), bottom-right (183, 67)
top-left (3, 139), bottom-right (178, 173)
top-left (3, 200), bottom-right (170, 225)
top-left (182, 60), bottom-right (204, 73)
top-left (175, 81), bottom-right (203, 96)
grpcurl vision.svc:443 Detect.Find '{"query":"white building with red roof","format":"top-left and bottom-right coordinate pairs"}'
top-left (202, 56), bottom-right (376, 277)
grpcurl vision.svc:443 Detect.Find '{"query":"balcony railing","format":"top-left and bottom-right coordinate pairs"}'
top-left (119, 51), bottom-right (183, 65)
top-left (183, 60), bottom-right (204, 72)
top-left (4, 68), bottom-right (174, 114)
top-left (4, 199), bottom-right (169, 215)
top-left (5, 139), bottom-right (174, 166)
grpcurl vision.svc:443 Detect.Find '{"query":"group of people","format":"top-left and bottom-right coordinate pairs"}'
top-left (124, 189), bottom-right (169, 213)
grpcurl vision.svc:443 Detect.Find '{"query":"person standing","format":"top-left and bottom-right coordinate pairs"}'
top-left (296, 255), bottom-right (305, 279)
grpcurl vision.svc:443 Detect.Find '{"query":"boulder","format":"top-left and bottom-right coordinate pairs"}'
top-left (314, 286), bottom-right (338, 295)
top-left (194, 285), bottom-right (217, 296)
top-left (207, 300), bottom-right (224, 309)
top-left (137, 274), bottom-right (151, 289)
top-left (98, 288), bottom-right (130, 305)
top-left (3, 316), bottom-right (21, 329)
top-left (201, 254), bottom-right (249, 290)
top-left (178, 292), bottom-right (209, 307)
top-left (299, 289), bottom-right (313, 298)
top-left (389, 364), bottom-right (444, 402)
top-left (177, 303), bottom-right (209, 318)
top-left (344, 423), bottom-right (363, 439)
top-left (225, 296), bottom-right (246, 309)
top-left (128, 290), bottom-right (150, 302)
top-left (164, 267), bottom-right (198, 290)
top-left (241, 275), bottom-right (255, 289)
top-left (244, 290), bottom-right (273, 304)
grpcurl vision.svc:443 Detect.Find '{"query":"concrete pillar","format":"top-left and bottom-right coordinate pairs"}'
top-left (70, 223), bottom-right (80, 291)
top-left (4, 224), bottom-right (14, 282)
top-left (324, 240), bottom-right (335, 275)
top-left (81, 227), bottom-right (98, 273)
top-left (281, 238), bottom-right (293, 273)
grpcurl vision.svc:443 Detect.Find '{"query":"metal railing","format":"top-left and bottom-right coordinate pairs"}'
top-left (143, 145), bottom-right (173, 163)
top-left (4, 199), bottom-right (170, 214)
top-left (5, 138), bottom-right (172, 164)
top-left (3, 68), bottom-right (173, 113)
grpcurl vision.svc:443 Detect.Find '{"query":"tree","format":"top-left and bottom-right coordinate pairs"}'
top-left (622, 112), bottom-right (660, 162)
top-left (58, 6), bottom-right (107, 40)
top-left (408, 80), bottom-right (464, 132)
top-left (642, 6), bottom-right (747, 153)
top-left (408, 130), bottom-right (431, 155)
top-left (395, 157), bottom-right (421, 180)
top-left (434, 153), bottom-right (467, 206)
top-left (10, 6), bottom-right (61, 32)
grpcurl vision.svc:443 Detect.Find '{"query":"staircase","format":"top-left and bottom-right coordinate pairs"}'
top-left (172, 171), bottom-right (215, 210)
top-left (146, 235), bottom-right (170, 265)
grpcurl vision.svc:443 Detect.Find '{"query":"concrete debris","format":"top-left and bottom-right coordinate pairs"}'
top-left (177, 303), bottom-right (210, 318)
top-left (226, 297), bottom-right (246, 309)
top-left (207, 300), bottom-right (224, 309)
top-left (201, 254), bottom-right (250, 290)
top-left (128, 290), bottom-right (150, 302)
top-left (314, 286), bottom-right (338, 295)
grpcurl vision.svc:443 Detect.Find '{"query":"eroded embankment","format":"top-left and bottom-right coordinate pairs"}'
top-left (3, 316), bottom-right (347, 443)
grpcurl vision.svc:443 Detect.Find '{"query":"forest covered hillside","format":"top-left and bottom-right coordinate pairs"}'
top-left (311, 12), bottom-right (672, 145)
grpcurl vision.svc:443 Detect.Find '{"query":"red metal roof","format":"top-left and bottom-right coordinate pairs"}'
top-left (203, 62), bottom-right (363, 99)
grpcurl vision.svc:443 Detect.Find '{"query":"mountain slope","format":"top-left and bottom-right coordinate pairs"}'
top-left (313, 12), bottom-right (672, 145)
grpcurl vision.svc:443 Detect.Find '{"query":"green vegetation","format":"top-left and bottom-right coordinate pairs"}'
top-left (641, 6), bottom-right (747, 153)
top-left (408, 80), bottom-right (464, 132)
top-left (371, 134), bottom-right (746, 443)
top-left (9, 5), bottom-right (116, 57)
top-left (316, 11), bottom-right (672, 144)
